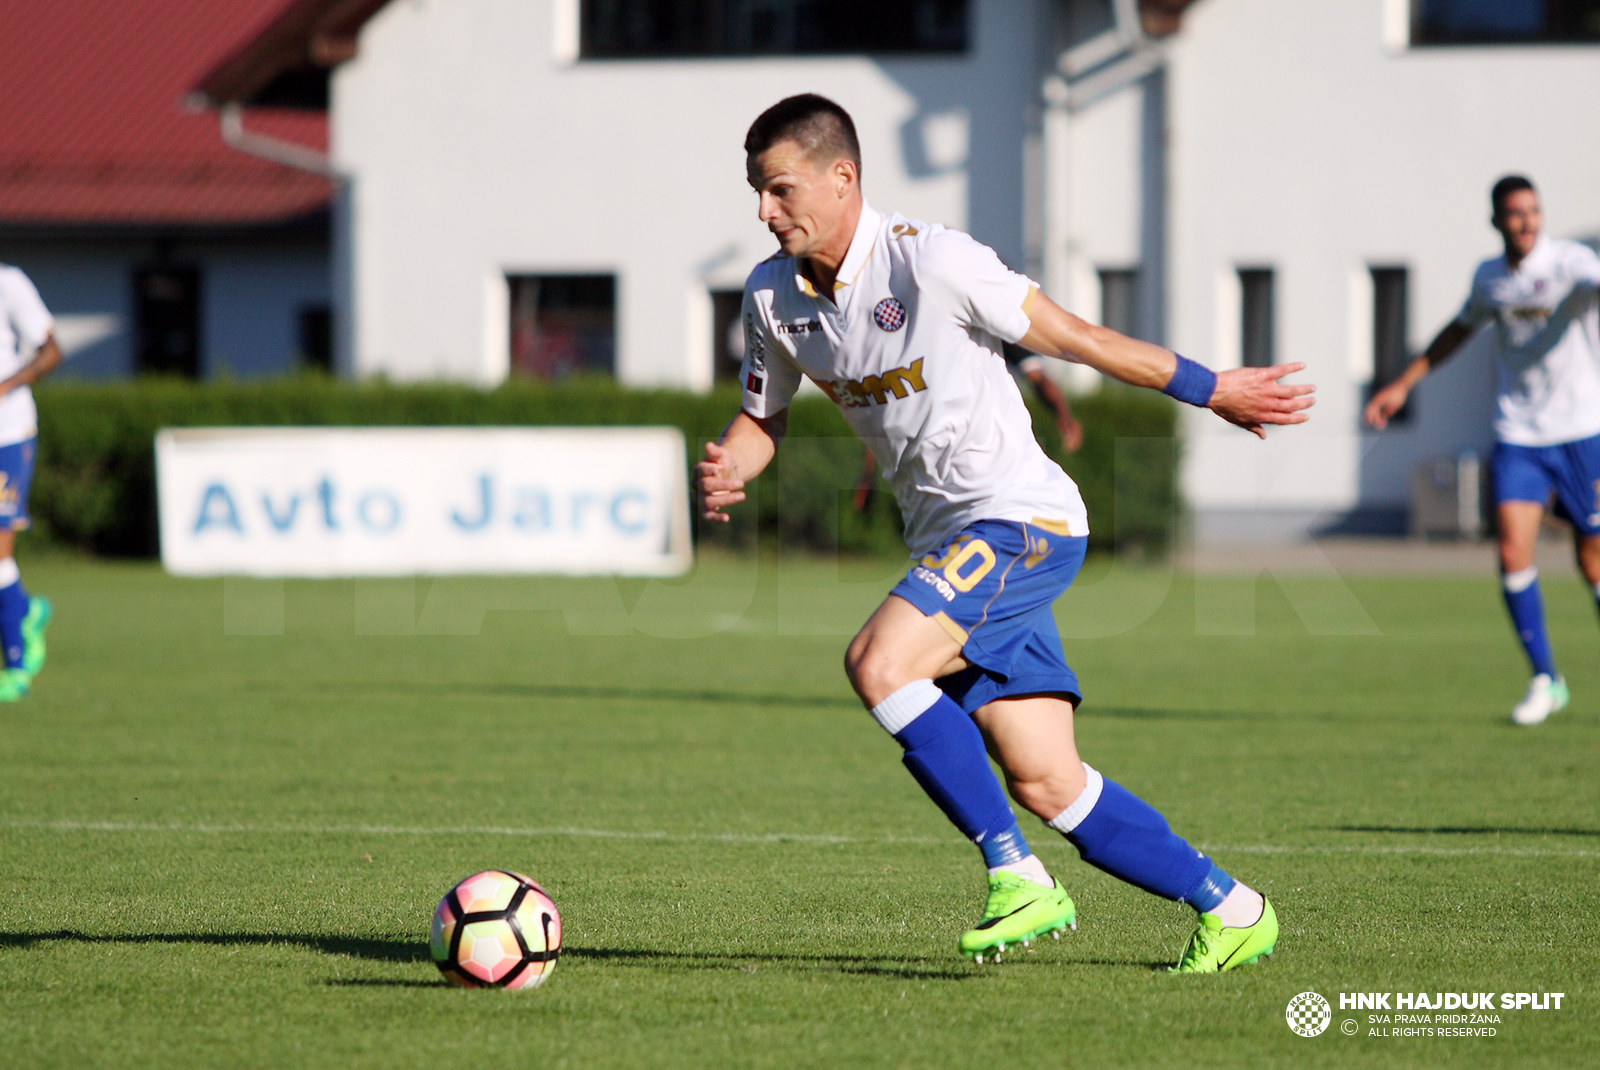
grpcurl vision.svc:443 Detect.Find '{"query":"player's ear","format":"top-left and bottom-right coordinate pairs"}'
top-left (834, 158), bottom-right (857, 197)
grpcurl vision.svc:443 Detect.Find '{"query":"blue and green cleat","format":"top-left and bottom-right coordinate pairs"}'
top-left (0, 667), bottom-right (29, 702)
top-left (21, 596), bottom-right (50, 679)
top-left (959, 872), bottom-right (1076, 963)
top-left (1170, 898), bottom-right (1278, 973)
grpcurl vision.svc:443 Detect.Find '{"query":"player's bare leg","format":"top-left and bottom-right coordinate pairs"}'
top-left (845, 595), bottom-right (1075, 960)
top-left (1499, 501), bottom-right (1568, 724)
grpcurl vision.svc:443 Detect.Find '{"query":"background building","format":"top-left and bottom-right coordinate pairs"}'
top-left (0, 0), bottom-right (335, 380)
top-left (38, 0), bottom-right (1600, 540)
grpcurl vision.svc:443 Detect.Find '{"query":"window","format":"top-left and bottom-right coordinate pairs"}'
top-left (581, 0), bottom-right (967, 57)
top-left (1413, 0), bottom-right (1600, 44)
top-left (1371, 266), bottom-right (1413, 423)
top-left (135, 266), bottom-right (201, 377)
top-left (711, 290), bottom-right (745, 382)
top-left (1238, 268), bottom-right (1274, 369)
top-left (508, 275), bottom-right (616, 379)
top-left (1098, 268), bottom-right (1139, 338)
top-left (298, 304), bottom-right (333, 372)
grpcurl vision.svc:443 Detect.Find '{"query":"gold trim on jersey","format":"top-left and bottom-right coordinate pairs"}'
top-left (1021, 284), bottom-right (1039, 316)
top-left (931, 611), bottom-right (969, 644)
top-left (1028, 516), bottom-right (1081, 537)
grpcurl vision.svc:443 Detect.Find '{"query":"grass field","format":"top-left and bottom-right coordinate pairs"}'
top-left (2, 552), bottom-right (1599, 1069)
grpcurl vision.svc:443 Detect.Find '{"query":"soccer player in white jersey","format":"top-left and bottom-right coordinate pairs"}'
top-left (698, 95), bottom-right (1314, 970)
top-left (1366, 177), bottom-right (1600, 726)
top-left (0, 266), bottom-right (58, 700)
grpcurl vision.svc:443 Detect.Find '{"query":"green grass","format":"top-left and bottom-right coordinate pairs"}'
top-left (2, 552), bottom-right (1599, 1068)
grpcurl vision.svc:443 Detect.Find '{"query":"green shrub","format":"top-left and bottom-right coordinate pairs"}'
top-left (31, 376), bottom-right (1176, 558)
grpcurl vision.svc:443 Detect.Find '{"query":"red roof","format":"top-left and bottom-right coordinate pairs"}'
top-left (0, 0), bottom-right (332, 228)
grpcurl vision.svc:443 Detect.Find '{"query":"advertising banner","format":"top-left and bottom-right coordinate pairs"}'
top-left (156, 427), bottom-right (692, 577)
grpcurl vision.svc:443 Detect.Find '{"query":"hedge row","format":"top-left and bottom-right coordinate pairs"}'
top-left (29, 376), bottom-right (1177, 558)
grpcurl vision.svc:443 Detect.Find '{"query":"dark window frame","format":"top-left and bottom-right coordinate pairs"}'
top-left (507, 273), bottom-right (617, 380)
top-left (1238, 267), bottom-right (1274, 370)
top-left (1097, 267), bottom-right (1139, 339)
top-left (1369, 265), bottom-right (1414, 424)
top-left (580, 0), bottom-right (969, 59)
top-left (1412, 0), bottom-right (1600, 45)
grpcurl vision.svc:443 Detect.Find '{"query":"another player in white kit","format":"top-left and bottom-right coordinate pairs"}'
top-left (0, 266), bottom-right (58, 700)
top-left (699, 95), bottom-right (1314, 969)
top-left (1367, 176), bottom-right (1600, 726)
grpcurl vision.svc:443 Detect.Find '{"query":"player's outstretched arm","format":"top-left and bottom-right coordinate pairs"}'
top-left (696, 409), bottom-right (787, 523)
top-left (1362, 320), bottom-right (1473, 430)
top-left (1017, 293), bottom-right (1314, 439)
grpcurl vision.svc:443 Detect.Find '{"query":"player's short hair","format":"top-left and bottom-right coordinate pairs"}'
top-left (744, 94), bottom-right (862, 175)
top-left (1491, 175), bottom-right (1536, 216)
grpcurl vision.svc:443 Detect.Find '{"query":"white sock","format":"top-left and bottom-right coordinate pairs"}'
top-left (989, 853), bottom-right (1052, 888)
top-left (1504, 565), bottom-right (1538, 593)
top-left (1591, 579), bottom-right (1600, 599)
top-left (1046, 763), bottom-right (1104, 833)
top-left (0, 557), bottom-right (19, 589)
top-left (1211, 882), bottom-right (1264, 928)
top-left (868, 679), bottom-right (941, 735)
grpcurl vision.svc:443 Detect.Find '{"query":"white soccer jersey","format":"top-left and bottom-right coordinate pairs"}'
top-left (739, 204), bottom-right (1088, 555)
top-left (1455, 236), bottom-right (1600, 447)
top-left (0, 266), bottom-right (51, 447)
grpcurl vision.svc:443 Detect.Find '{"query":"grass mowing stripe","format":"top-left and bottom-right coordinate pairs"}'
top-left (9, 820), bottom-right (1600, 859)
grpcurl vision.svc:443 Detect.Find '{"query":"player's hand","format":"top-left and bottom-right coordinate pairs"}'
top-left (1363, 380), bottom-right (1410, 430)
top-left (695, 441), bottom-right (745, 523)
top-left (1057, 414), bottom-right (1083, 453)
top-left (1208, 363), bottom-right (1315, 439)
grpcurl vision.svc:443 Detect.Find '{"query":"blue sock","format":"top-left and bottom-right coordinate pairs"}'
top-left (0, 574), bottom-right (27, 670)
top-left (871, 681), bottom-right (1029, 866)
top-left (1503, 567), bottom-right (1557, 677)
top-left (1047, 765), bottom-right (1215, 903)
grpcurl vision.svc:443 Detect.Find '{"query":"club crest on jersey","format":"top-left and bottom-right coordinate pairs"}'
top-left (873, 297), bottom-right (907, 332)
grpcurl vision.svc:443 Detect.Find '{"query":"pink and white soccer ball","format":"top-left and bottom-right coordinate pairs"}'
top-left (430, 870), bottom-right (562, 989)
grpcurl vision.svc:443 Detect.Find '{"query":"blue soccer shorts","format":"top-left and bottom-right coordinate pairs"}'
top-left (890, 518), bottom-right (1088, 714)
top-left (0, 437), bottom-right (36, 531)
top-left (1492, 433), bottom-right (1600, 536)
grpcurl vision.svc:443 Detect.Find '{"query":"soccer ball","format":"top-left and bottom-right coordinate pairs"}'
top-left (430, 870), bottom-right (562, 989)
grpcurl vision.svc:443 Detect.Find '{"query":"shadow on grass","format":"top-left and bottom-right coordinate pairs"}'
top-left (0, 930), bottom-right (427, 963)
top-left (325, 978), bottom-right (449, 988)
top-left (258, 681), bottom-right (860, 711)
top-left (1080, 706), bottom-right (1268, 722)
top-left (564, 945), bottom-right (1164, 978)
top-left (1328, 825), bottom-right (1600, 838)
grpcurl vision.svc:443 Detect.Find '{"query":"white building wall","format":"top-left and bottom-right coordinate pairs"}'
top-left (1167, 0), bottom-right (1600, 536)
top-left (333, 0), bottom-right (1045, 390)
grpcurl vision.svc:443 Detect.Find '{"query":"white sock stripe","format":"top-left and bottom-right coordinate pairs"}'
top-left (0, 557), bottom-right (19, 588)
top-left (868, 680), bottom-right (942, 735)
top-left (1046, 763), bottom-right (1104, 834)
top-left (1504, 565), bottom-right (1538, 593)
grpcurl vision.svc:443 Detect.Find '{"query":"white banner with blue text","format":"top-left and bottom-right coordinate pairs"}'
top-left (156, 427), bottom-right (692, 577)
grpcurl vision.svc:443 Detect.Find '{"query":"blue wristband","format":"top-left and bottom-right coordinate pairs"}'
top-left (1161, 354), bottom-right (1217, 407)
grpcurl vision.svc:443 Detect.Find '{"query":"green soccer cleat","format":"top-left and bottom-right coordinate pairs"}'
top-left (21, 596), bottom-right (50, 679)
top-left (959, 872), bottom-right (1076, 963)
top-left (0, 667), bottom-right (30, 702)
top-left (1170, 897), bottom-right (1278, 973)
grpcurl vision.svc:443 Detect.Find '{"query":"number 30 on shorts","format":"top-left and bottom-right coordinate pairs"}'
top-left (921, 537), bottom-right (996, 593)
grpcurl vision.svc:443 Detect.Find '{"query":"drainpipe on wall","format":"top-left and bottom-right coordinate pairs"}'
top-left (1041, 0), bottom-right (1172, 386)
top-left (215, 102), bottom-right (354, 378)
top-left (218, 103), bottom-right (341, 178)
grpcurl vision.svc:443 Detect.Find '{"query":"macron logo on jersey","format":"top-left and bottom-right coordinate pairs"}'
top-left (819, 357), bottom-right (928, 409)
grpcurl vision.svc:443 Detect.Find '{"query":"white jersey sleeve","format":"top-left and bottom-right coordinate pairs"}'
top-left (739, 282), bottom-right (802, 418)
top-left (1564, 242), bottom-right (1600, 291)
top-left (914, 230), bottom-right (1036, 346)
top-left (0, 267), bottom-right (53, 352)
top-left (1455, 261), bottom-right (1496, 329)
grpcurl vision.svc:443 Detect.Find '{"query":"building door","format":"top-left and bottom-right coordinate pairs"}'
top-left (135, 266), bottom-right (201, 377)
